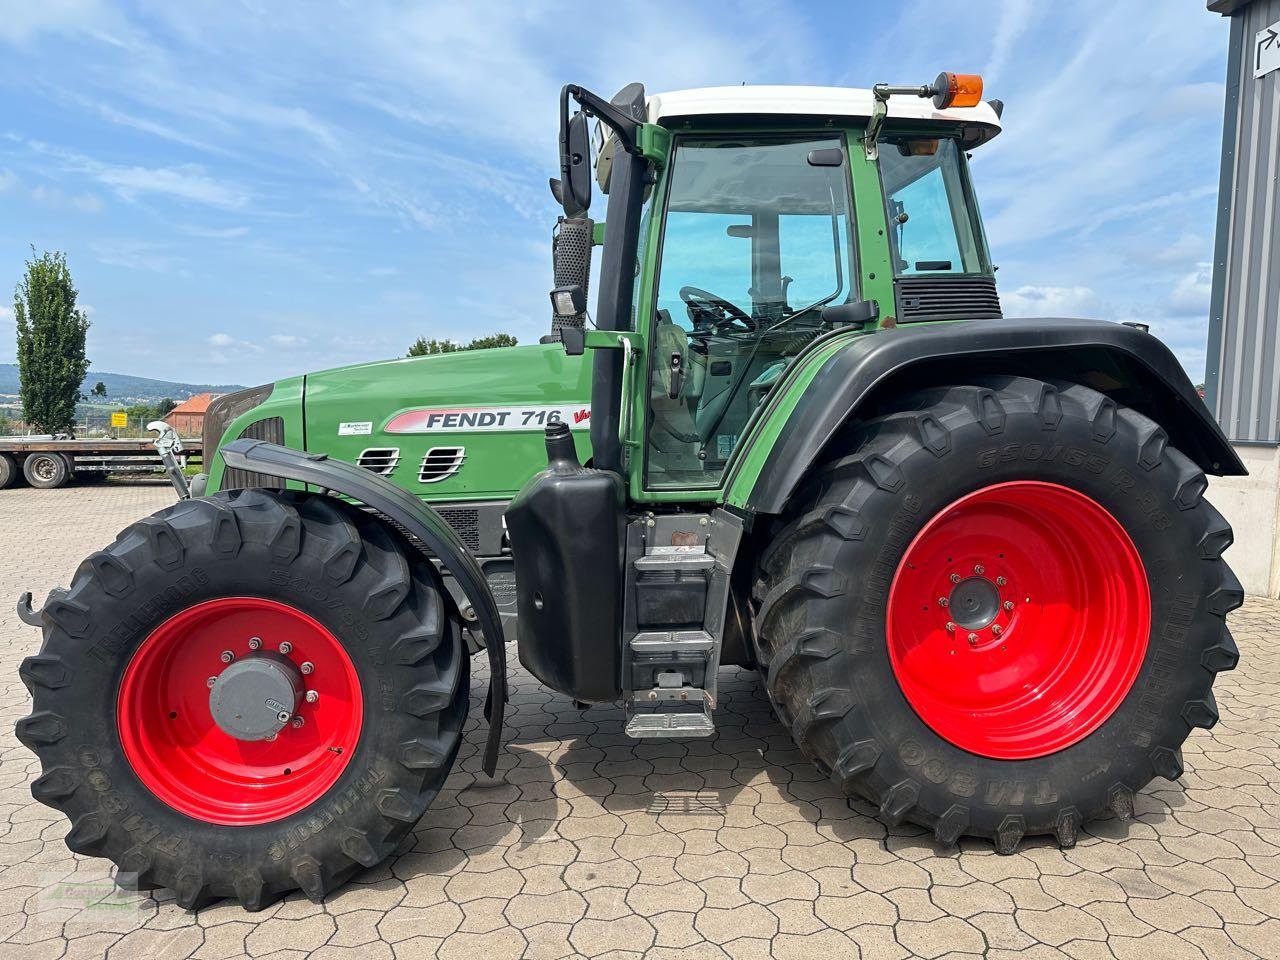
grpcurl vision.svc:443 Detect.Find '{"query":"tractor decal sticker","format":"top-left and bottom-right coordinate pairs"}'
top-left (384, 404), bottom-right (591, 434)
top-left (338, 421), bottom-right (373, 436)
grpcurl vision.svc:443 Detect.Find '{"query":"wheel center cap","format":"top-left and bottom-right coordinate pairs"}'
top-left (209, 652), bottom-right (303, 741)
top-left (949, 576), bottom-right (1000, 631)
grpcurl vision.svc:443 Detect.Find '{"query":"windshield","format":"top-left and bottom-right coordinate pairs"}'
top-left (879, 136), bottom-right (988, 275)
top-left (646, 134), bottom-right (855, 488)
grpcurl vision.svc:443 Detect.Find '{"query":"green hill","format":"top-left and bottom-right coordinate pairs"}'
top-left (0, 364), bottom-right (244, 403)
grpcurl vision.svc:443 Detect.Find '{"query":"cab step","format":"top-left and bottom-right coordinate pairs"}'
top-left (624, 712), bottom-right (715, 738)
top-left (629, 630), bottom-right (715, 654)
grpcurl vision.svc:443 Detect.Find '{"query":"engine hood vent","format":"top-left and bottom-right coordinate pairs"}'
top-left (419, 446), bottom-right (465, 483)
top-left (896, 275), bottom-right (1002, 323)
top-left (357, 447), bottom-right (400, 476)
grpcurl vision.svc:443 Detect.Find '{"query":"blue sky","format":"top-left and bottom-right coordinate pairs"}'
top-left (0, 1), bottom-right (1230, 386)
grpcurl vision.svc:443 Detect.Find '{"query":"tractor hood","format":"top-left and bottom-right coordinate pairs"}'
top-left (301, 343), bottom-right (593, 502)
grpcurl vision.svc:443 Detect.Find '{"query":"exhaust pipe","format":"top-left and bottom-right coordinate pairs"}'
top-left (547, 216), bottom-right (593, 342)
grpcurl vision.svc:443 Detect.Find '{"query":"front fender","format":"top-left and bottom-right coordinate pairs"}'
top-left (220, 438), bottom-right (506, 776)
top-left (727, 318), bottom-right (1245, 516)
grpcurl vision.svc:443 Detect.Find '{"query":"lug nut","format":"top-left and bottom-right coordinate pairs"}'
top-left (305, 690), bottom-right (319, 704)
top-left (950, 573), bottom-right (962, 584)
top-left (974, 564), bottom-right (985, 575)
top-left (991, 624), bottom-right (1003, 636)
top-left (276, 710), bottom-right (291, 724)
top-left (967, 633), bottom-right (979, 645)
top-left (1003, 600), bottom-right (1015, 611)
top-left (206, 676), bottom-right (218, 688)
top-left (995, 576), bottom-right (1007, 587)
top-left (937, 597), bottom-right (949, 607)
top-left (248, 637), bottom-right (262, 650)
top-left (279, 641), bottom-right (293, 655)
top-left (945, 621), bottom-right (956, 632)
top-left (300, 661), bottom-right (314, 675)
top-left (220, 650), bottom-right (234, 664)
top-left (291, 716), bottom-right (305, 729)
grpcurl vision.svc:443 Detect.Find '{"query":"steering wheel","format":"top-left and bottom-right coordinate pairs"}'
top-left (680, 286), bottom-right (755, 333)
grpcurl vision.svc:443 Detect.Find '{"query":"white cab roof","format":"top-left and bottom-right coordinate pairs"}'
top-left (647, 85), bottom-right (1002, 146)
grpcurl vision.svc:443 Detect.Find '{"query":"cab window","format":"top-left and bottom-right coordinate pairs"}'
top-left (644, 135), bottom-right (855, 488)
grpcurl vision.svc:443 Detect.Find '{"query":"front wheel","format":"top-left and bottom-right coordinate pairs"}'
top-left (18, 490), bottom-right (467, 909)
top-left (754, 376), bottom-right (1242, 852)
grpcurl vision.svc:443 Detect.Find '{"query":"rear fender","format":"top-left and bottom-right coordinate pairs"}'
top-left (220, 438), bottom-right (506, 775)
top-left (729, 318), bottom-right (1245, 516)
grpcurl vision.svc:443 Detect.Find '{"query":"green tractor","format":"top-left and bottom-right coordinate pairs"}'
top-left (17, 75), bottom-right (1244, 910)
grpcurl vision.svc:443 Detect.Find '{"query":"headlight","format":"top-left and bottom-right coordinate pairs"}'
top-left (203, 384), bottom-right (273, 459)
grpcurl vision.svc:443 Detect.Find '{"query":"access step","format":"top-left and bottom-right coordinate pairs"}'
top-left (634, 551), bottom-right (716, 572)
top-left (630, 630), bottom-right (715, 654)
top-left (624, 712), bottom-right (715, 738)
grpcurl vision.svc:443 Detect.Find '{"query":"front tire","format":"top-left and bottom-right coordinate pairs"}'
top-left (18, 490), bottom-right (467, 909)
top-left (754, 376), bottom-right (1242, 852)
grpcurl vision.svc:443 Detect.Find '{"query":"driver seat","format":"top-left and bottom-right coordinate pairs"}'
top-left (648, 311), bottom-right (705, 469)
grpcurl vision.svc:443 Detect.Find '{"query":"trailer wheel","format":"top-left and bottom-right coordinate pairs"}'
top-left (754, 376), bottom-right (1241, 852)
top-left (23, 452), bottom-right (71, 489)
top-left (18, 490), bottom-right (467, 909)
top-left (0, 453), bottom-right (18, 489)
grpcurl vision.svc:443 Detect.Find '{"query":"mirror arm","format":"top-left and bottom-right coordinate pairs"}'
top-left (562, 84), bottom-right (642, 160)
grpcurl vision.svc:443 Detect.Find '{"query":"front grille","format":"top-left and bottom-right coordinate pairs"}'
top-left (223, 416), bottom-right (286, 488)
top-left (419, 446), bottom-right (465, 484)
top-left (357, 447), bottom-right (400, 476)
top-left (896, 275), bottom-right (1002, 323)
top-left (435, 507), bottom-right (481, 552)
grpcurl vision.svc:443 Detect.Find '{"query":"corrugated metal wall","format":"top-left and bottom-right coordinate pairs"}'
top-left (1207, 0), bottom-right (1280, 444)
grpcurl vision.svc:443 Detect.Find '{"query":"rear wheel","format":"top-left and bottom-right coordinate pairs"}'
top-left (18, 490), bottom-right (467, 909)
top-left (24, 452), bottom-right (71, 489)
top-left (0, 452), bottom-right (18, 489)
top-left (754, 376), bottom-right (1242, 851)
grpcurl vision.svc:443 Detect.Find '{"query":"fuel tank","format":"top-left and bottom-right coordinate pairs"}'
top-left (504, 423), bottom-right (625, 702)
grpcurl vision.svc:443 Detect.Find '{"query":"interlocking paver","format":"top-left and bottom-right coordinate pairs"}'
top-left (1, 481), bottom-right (1278, 959)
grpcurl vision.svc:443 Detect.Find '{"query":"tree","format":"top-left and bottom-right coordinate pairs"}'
top-left (407, 332), bottom-right (517, 357)
top-left (91, 381), bottom-right (107, 398)
top-left (14, 250), bottom-right (90, 434)
top-left (153, 397), bottom-right (177, 418)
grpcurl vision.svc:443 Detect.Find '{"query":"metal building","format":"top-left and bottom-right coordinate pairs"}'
top-left (1206, 0), bottom-right (1280, 443)
top-left (1207, 0), bottom-right (1280, 598)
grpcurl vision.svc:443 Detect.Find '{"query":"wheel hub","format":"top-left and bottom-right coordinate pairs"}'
top-left (948, 576), bottom-right (1000, 631)
top-left (209, 652), bottom-right (303, 741)
top-left (117, 597), bottom-right (362, 825)
top-left (886, 481), bottom-right (1150, 760)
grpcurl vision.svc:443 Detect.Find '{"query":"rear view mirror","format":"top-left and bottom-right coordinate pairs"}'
top-left (558, 111), bottom-right (593, 217)
top-left (821, 299), bottom-right (880, 328)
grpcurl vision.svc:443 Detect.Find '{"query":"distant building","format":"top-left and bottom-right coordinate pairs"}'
top-left (1206, 0), bottom-right (1280, 597)
top-left (165, 393), bottom-right (218, 437)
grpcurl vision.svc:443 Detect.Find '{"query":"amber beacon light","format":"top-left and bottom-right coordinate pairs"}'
top-left (931, 72), bottom-right (984, 109)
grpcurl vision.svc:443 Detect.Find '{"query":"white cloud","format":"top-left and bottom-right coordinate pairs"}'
top-left (90, 239), bottom-right (179, 273)
top-left (1001, 285), bottom-right (1101, 318)
top-left (1168, 264), bottom-right (1213, 314)
top-left (95, 163), bottom-right (248, 209)
top-left (30, 184), bottom-right (103, 213)
top-left (0, 0), bottom-right (114, 44)
top-left (269, 334), bottom-right (306, 346)
top-left (182, 225), bottom-right (251, 240)
top-left (985, 0), bottom-right (1034, 85)
top-left (0, 168), bottom-right (15, 192)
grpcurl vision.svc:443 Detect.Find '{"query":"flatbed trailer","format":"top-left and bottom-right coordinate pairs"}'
top-left (0, 432), bottom-right (201, 490)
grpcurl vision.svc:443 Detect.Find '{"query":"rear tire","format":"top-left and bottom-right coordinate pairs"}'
top-left (18, 490), bottom-right (467, 909)
top-left (24, 452), bottom-right (71, 489)
top-left (0, 453), bottom-right (18, 489)
top-left (754, 376), bottom-right (1242, 852)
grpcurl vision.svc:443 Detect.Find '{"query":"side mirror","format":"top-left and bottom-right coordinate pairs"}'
top-left (821, 299), bottom-right (880, 328)
top-left (558, 111), bottom-right (593, 218)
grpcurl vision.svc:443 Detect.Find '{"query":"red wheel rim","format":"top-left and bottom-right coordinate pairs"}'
top-left (118, 598), bottom-right (362, 825)
top-left (886, 481), bottom-right (1149, 759)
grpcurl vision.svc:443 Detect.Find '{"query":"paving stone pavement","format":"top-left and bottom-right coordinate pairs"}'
top-left (1, 481), bottom-right (1278, 960)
